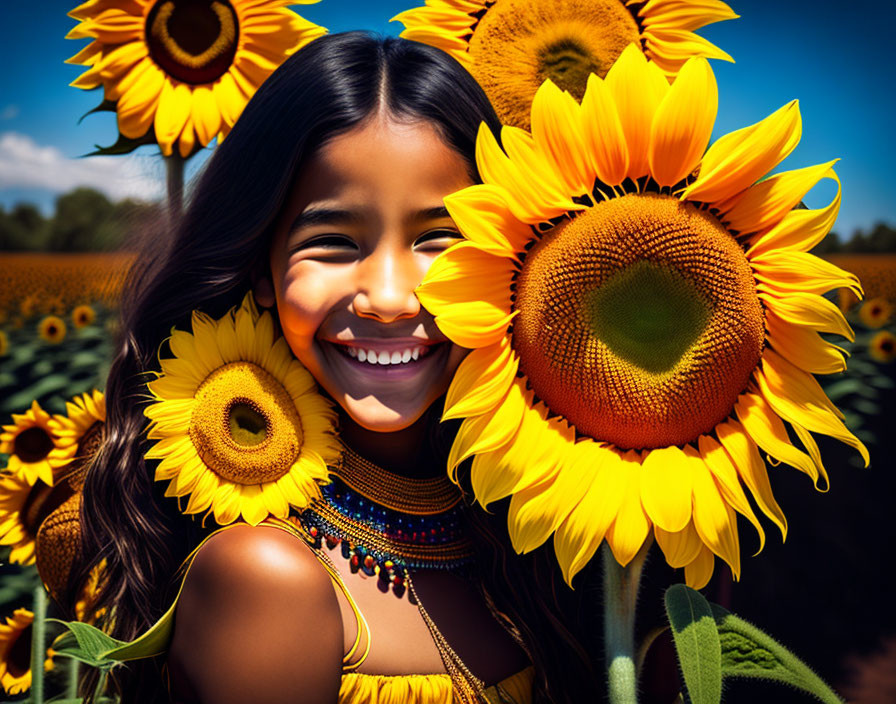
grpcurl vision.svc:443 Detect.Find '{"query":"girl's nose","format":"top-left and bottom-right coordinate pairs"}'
top-left (350, 245), bottom-right (422, 323)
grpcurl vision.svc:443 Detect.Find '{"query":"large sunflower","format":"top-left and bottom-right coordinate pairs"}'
top-left (417, 46), bottom-right (869, 589)
top-left (0, 401), bottom-right (59, 486)
top-left (0, 609), bottom-right (54, 696)
top-left (67, 0), bottom-right (327, 157)
top-left (144, 292), bottom-right (341, 526)
top-left (394, 0), bottom-right (736, 129)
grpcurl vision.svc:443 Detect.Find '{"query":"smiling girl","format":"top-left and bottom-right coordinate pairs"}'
top-left (66, 33), bottom-right (601, 703)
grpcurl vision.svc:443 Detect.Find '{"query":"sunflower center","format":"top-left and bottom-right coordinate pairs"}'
top-left (189, 361), bottom-right (304, 484)
top-left (22, 478), bottom-right (74, 538)
top-left (586, 261), bottom-right (712, 373)
top-left (512, 194), bottom-right (764, 450)
top-left (467, 0), bottom-right (639, 129)
top-left (146, 0), bottom-right (239, 84)
top-left (538, 39), bottom-right (600, 100)
top-left (7, 623), bottom-right (32, 678)
top-left (13, 426), bottom-right (54, 464)
top-left (228, 402), bottom-right (268, 446)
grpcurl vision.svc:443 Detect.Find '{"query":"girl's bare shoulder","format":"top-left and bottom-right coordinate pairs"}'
top-left (168, 524), bottom-right (343, 703)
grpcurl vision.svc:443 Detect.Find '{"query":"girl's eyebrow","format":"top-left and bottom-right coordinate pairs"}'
top-left (290, 207), bottom-right (364, 231)
top-left (414, 206), bottom-right (451, 221)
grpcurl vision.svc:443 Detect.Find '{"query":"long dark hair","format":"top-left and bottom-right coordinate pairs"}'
top-left (68, 32), bottom-right (601, 702)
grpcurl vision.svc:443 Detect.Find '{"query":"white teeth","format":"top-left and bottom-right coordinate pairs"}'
top-left (342, 344), bottom-right (435, 365)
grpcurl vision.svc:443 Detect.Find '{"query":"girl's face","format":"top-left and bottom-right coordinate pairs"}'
top-left (265, 114), bottom-right (473, 432)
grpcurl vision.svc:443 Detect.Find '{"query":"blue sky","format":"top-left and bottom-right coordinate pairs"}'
top-left (0, 1), bottom-right (891, 238)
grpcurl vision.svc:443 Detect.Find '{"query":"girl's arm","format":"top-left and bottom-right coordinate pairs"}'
top-left (167, 524), bottom-right (344, 703)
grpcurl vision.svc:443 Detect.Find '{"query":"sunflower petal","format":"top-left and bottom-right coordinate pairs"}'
top-left (506, 423), bottom-right (581, 554)
top-left (765, 311), bottom-right (848, 375)
top-left (553, 443), bottom-right (626, 584)
top-left (735, 390), bottom-right (819, 483)
top-left (756, 350), bottom-right (870, 468)
top-left (606, 44), bottom-right (670, 180)
top-left (747, 169), bottom-right (841, 256)
top-left (580, 73), bottom-right (629, 186)
top-left (649, 56), bottom-right (717, 187)
top-left (723, 160), bottom-right (838, 237)
top-left (476, 123), bottom-right (578, 223)
top-left (447, 378), bottom-right (527, 475)
top-left (716, 418), bottom-right (787, 540)
top-left (605, 450), bottom-right (650, 566)
top-left (655, 519), bottom-right (703, 568)
top-left (698, 434), bottom-right (765, 554)
top-left (444, 185), bottom-right (533, 256)
top-left (684, 544), bottom-right (715, 589)
top-left (752, 251), bottom-right (862, 300)
top-left (691, 455), bottom-right (741, 579)
top-left (640, 444), bottom-right (693, 532)
top-left (443, 337), bottom-right (518, 420)
top-left (683, 101), bottom-right (802, 205)
top-left (530, 80), bottom-right (594, 197)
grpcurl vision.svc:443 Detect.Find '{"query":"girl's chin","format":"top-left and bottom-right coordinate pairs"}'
top-left (338, 395), bottom-right (433, 433)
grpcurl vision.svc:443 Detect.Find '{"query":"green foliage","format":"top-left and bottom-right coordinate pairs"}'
top-left (664, 585), bottom-right (844, 704)
top-left (711, 604), bottom-right (843, 704)
top-left (813, 222), bottom-right (896, 254)
top-left (0, 189), bottom-right (161, 252)
top-left (665, 584), bottom-right (722, 704)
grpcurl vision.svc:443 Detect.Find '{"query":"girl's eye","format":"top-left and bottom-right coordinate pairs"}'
top-left (415, 229), bottom-right (463, 248)
top-left (291, 235), bottom-right (359, 253)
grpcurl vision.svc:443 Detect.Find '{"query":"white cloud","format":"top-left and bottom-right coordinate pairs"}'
top-left (0, 105), bottom-right (18, 120)
top-left (0, 132), bottom-right (165, 202)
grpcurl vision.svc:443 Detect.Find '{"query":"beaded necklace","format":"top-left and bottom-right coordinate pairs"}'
top-left (300, 446), bottom-right (475, 595)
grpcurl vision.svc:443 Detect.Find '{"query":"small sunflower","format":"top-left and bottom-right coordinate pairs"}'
top-left (0, 462), bottom-right (79, 567)
top-left (72, 304), bottom-right (97, 329)
top-left (394, 0), bottom-right (736, 129)
top-left (67, 0), bottom-right (327, 157)
top-left (859, 297), bottom-right (893, 329)
top-left (47, 390), bottom-right (105, 471)
top-left (870, 331), bottom-right (896, 364)
top-left (417, 48), bottom-right (868, 589)
top-left (144, 292), bottom-right (341, 526)
top-left (37, 315), bottom-right (66, 345)
top-left (0, 609), bottom-right (54, 696)
top-left (1, 401), bottom-right (59, 486)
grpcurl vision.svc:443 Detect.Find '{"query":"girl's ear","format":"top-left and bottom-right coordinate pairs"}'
top-left (253, 274), bottom-right (276, 308)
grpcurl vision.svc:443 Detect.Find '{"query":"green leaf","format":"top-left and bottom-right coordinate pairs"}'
top-left (665, 585), bottom-right (722, 704)
top-left (711, 604), bottom-right (843, 704)
top-left (48, 620), bottom-right (126, 669)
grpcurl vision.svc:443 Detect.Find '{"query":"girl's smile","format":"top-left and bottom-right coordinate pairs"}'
top-left (261, 112), bottom-right (473, 432)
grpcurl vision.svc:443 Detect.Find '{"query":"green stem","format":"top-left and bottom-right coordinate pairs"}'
top-left (165, 153), bottom-right (185, 221)
top-left (67, 658), bottom-right (80, 700)
top-left (31, 586), bottom-right (47, 704)
top-left (603, 540), bottom-right (651, 704)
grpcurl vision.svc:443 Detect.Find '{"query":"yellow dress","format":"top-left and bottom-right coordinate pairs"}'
top-left (124, 518), bottom-right (534, 704)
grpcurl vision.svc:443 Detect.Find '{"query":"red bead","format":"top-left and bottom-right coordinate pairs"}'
top-left (309, 527), bottom-right (319, 538)
top-left (350, 554), bottom-right (359, 567)
top-left (364, 555), bottom-right (375, 569)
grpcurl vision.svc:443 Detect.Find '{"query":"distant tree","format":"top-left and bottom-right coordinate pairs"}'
top-left (0, 203), bottom-right (50, 250)
top-left (812, 230), bottom-right (843, 255)
top-left (866, 222), bottom-right (896, 252)
top-left (47, 187), bottom-right (115, 251)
